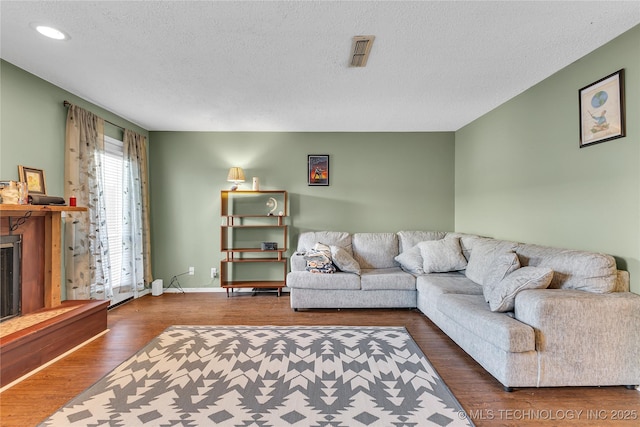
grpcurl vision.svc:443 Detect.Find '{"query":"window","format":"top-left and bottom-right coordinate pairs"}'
top-left (103, 136), bottom-right (125, 290)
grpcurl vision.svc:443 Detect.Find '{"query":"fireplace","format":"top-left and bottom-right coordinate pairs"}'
top-left (1, 234), bottom-right (21, 322)
top-left (0, 205), bottom-right (109, 388)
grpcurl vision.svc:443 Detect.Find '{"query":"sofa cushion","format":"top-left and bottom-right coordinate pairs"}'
top-left (436, 294), bottom-right (536, 353)
top-left (416, 272), bottom-right (483, 301)
top-left (330, 245), bottom-right (361, 275)
top-left (483, 266), bottom-right (554, 312)
top-left (515, 244), bottom-right (617, 293)
top-left (394, 245), bottom-right (424, 275)
top-left (286, 271), bottom-right (360, 290)
top-left (465, 238), bottom-right (519, 285)
top-left (418, 237), bottom-right (467, 273)
top-left (352, 233), bottom-right (399, 269)
top-left (297, 231), bottom-right (353, 255)
top-left (360, 268), bottom-right (416, 291)
top-left (397, 230), bottom-right (447, 252)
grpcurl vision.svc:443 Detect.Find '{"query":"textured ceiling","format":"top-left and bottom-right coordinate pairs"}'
top-left (1, 1), bottom-right (639, 132)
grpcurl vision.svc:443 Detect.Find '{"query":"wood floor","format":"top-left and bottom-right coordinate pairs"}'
top-left (1, 292), bottom-right (638, 426)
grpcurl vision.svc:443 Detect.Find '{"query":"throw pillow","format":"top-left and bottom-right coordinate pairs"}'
top-left (417, 237), bottom-right (468, 273)
top-left (465, 239), bottom-right (519, 285)
top-left (304, 242), bottom-right (336, 274)
top-left (483, 266), bottom-right (554, 312)
top-left (330, 245), bottom-right (361, 275)
top-left (484, 251), bottom-right (521, 287)
top-left (394, 245), bottom-right (424, 275)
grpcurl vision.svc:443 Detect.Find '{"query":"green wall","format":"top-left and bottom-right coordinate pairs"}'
top-left (455, 25), bottom-right (640, 294)
top-left (0, 60), bottom-right (148, 189)
top-left (0, 60), bottom-right (149, 298)
top-left (149, 131), bottom-right (455, 287)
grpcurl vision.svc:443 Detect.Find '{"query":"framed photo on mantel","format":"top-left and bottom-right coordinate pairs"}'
top-left (18, 165), bottom-right (47, 195)
top-left (579, 69), bottom-right (625, 148)
top-left (308, 155), bottom-right (329, 186)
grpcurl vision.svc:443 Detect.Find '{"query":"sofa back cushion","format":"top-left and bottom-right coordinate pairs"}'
top-left (397, 230), bottom-right (447, 253)
top-left (296, 231), bottom-right (353, 255)
top-left (448, 233), bottom-right (487, 261)
top-left (352, 233), bottom-right (399, 269)
top-left (515, 243), bottom-right (617, 293)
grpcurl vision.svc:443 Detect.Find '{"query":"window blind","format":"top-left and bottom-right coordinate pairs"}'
top-left (103, 136), bottom-right (124, 289)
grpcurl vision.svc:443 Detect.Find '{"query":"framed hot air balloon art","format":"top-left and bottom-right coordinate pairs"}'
top-left (579, 69), bottom-right (625, 148)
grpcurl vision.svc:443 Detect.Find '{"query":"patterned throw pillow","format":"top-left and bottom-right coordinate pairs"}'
top-left (304, 242), bottom-right (336, 274)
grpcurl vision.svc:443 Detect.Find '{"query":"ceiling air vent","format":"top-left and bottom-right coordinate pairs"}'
top-left (350, 35), bottom-right (375, 67)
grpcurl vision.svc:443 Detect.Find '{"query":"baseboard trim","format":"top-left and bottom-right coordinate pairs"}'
top-left (161, 287), bottom-right (290, 294)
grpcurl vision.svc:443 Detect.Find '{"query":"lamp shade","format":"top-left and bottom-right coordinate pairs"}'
top-left (227, 167), bottom-right (246, 183)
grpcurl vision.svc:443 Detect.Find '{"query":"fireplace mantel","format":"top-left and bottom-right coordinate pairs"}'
top-left (0, 204), bottom-right (87, 309)
top-left (0, 205), bottom-right (86, 215)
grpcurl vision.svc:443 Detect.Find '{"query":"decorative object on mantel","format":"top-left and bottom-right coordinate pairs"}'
top-left (18, 165), bottom-right (47, 195)
top-left (227, 167), bottom-right (245, 191)
top-left (28, 194), bottom-right (66, 205)
top-left (0, 181), bottom-right (28, 204)
top-left (579, 69), bottom-right (625, 148)
top-left (252, 176), bottom-right (260, 191)
top-left (308, 154), bottom-right (329, 186)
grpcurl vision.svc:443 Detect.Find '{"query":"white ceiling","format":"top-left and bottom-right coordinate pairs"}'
top-left (1, 1), bottom-right (639, 132)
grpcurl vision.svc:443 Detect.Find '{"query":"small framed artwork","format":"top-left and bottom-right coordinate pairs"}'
top-left (18, 165), bottom-right (47, 195)
top-left (308, 155), bottom-right (329, 186)
top-left (579, 69), bottom-right (625, 148)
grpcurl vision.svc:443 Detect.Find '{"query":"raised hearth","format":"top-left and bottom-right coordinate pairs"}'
top-left (0, 299), bottom-right (109, 388)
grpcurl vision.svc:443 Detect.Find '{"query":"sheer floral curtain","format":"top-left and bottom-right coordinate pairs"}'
top-left (122, 130), bottom-right (153, 294)
top-left (64, 105), bottom-right (112, 300)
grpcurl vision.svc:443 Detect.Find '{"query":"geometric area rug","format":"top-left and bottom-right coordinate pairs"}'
top-left (38, 326), bottom-right (474, 426)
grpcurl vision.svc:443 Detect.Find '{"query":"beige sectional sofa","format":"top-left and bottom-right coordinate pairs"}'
top-left (287, 230), bottom-right (640, 390)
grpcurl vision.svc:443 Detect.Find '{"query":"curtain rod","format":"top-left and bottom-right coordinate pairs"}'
top-left (63, 100), bottom-right (125, 131)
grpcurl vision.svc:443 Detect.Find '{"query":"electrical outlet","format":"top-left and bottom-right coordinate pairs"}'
top-left (188, 266), bottom-right (195, 275)
top-left (211, 267), bottom-right (217, 278)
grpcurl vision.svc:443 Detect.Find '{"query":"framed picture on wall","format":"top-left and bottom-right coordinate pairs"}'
top-left (18, 165), bottom-right (47, 195)
top-left (579, 69), bottom-right (625, 148)
top-left (308, 155), bottom-right (329, 186)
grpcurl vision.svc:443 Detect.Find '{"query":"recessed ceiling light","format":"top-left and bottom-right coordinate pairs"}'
top-left (31, 23), bottom-right (69, 40)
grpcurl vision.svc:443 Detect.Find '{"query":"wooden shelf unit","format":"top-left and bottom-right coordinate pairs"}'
top-left (220, 191), bottom-right (288, 296)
